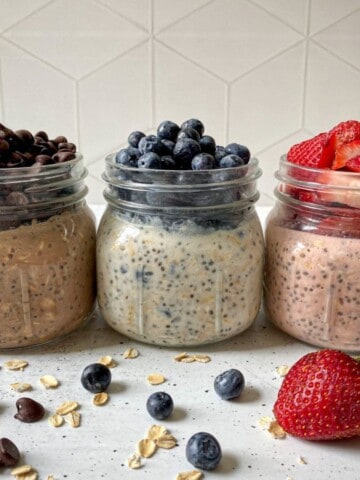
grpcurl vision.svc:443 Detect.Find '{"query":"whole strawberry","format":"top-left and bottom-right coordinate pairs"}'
top-left (273, 349), bottom-right (360, 441)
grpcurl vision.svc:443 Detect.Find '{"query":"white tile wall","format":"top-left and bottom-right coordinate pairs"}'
top-left (0, 0), bottom-right (359, 205)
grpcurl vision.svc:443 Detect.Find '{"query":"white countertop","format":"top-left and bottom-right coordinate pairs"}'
top-left (0, 206), bottom-right (358, 480)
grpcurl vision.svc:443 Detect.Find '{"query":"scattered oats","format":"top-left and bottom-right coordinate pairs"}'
top-left (98, 355), bottom-right (117, 368)
top-left (11, 464), bottom-right (33, 475)
top-left (258, 416), bottom-right (273, 429)
top-left (194, 354), bottom-right (211, 363)
top-left (48, 414), bottom-right (64, 427)
top-left (4, 359), bottom-right (28, 371)
top-left (127, 453), bottom-right (142, 470)
top-left (156, 434), bottom-right (177, 449)
top-left (47, 476), bottom-right (55, 480)
top-left (275, 365), bottom-right (290, 377)
top-left (124, 348), bottom-right (139, 359)
top-left (180, 355), bottom-right (196, 363)
top-left (15, 472), bottom-right (38, 480)
top-left (176, 470), bottom-right (203, 480)
top-left (353, 356), bottom-right (360, 362)
top-left (147, 373), bottom-right (166, 385)
top-left (137, 438), bottom-right (157, 458)
top-left (93, 392), bottom-right (109, 406)
top-left (173, 352), bottom-right (189, 362)
top-left (56, 401), bottom-right (79, 415)
top-left (298, 456), bottom-right (307, 464)
top-left (10, 382), bottom-right (32, 393)
top-left (64, 411), bottom-right (81, 428)
top-left (146, 424), bottom-right (168, 441)
top-left (40, 375), bottom-right (59, 389)
top-left (268, 420), bottom-right (286, 439)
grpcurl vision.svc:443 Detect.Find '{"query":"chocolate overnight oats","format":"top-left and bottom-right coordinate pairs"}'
top-left (97, 119), bottom-right (264, 346)
top-left (0, 123), bottom-right (96, 348)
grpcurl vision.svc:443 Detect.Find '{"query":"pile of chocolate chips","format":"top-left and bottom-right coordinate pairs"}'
top-left (0, 122), bottom-right (76, 168)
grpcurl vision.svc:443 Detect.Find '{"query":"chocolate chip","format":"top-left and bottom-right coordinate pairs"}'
top-left (0, 139), bottom-right (9, 154)
top-left (35, 154), bottom-right (53, 165)
top-left (58, 142), bottom-right (76, 153)
top-left (5, 191), bottom-right (29, 206)
top-left (0, 437), bottom-right (20, 467)
top-left (53, 151), bottom-right (76, 163)
top-left (14, 397), bottom-right (45, 423)
top-left (15, 129), bottom-right (34, 147)
top-left (34, 130), bottom-right (48, 141)
top-left (52, 135), bottom-right (68, 145)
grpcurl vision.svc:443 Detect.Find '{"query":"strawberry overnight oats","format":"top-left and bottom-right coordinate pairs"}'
top-left (264, 120), bottom-right (360, 351)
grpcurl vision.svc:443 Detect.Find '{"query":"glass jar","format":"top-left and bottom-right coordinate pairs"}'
top-left (97, 154), bottom-right (264, 347)
top-left (0, 156), bottom-right (96, 348)
top-left (264, 156), bottom-right (360, 351)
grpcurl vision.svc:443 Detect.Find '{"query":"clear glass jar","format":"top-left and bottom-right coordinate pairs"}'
top-left (264, 156), bottom-right (360, 351)
top-left (0, 156), bottom-right (96, 348)
top-left (97, 154), bottom-right (264, 347)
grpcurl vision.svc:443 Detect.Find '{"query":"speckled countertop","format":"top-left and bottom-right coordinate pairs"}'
top-left (0, 207), bottom-right (358, 480)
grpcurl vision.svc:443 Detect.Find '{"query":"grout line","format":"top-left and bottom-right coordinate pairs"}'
top-left (310, 37), bottom-right (360, 74)
top-left (74, 80), bottom-right (81, 153)
top-left (0, 0), bottom-right (56, 35)
top-left (155, 37), bottom-right (227, 84)
top-left (246, 0), bottom-right (308, 37)
top-left (254, 129), bottom-right (308, 156)
top-left (0, 37), bottom-right (76, 81)
top-left (149, 0), bottom-right (155, 128)
top-left (229, 38), bottom-right (305, 86)
top-left (224, 84), bottom-right (230, 145)
top-left (154, 0), bottom-right (216, 35)
top-left (94, 0), bottom-right (150, 34)
top-left (0, 57), bottom-right (5, 120)
top-left (309, 5), bottom-right (360, 38)
top-left (300, 0), bottom-right (311, 129)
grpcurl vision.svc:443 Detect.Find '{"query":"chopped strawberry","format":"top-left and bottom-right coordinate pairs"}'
top-left (332, 140), bottom-right (360, 170)
top-left (274, 349), bottom-right (360, 441)
top-left (330, 119), bottom-right (360, 144)
top-left (287, 132), bottom-right (333, 169)
top-left (344, 155), bottom-right (360, 172)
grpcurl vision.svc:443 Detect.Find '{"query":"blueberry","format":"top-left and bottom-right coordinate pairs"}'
top-left (214, 145), bottom-right (226, 165)
top-left (225, 143), bottom-right (250, 163)
top-left (191, 153), bottom-right (215, 170)
top-left (81, 363), bottom-right (111, 393)
top-left (181, 119), bottom-right (205, 137)
top-left (146, 392), bottom-right (174, 420)
top-left (128, 130), bottom-right (145, 148)
top-left (138, 135), bottom-right (165, 156)
top-left (214, 368), bottom-right (245, 400)
top-left (177, 127), bottom-right (201, 142)
top-left (199, 135), bottom-right (216, 155)
top-left (115, 147), bottom-right (140, 167)
top-left (173, 138), bottom-right (201, 169)
top-left (161, 139), bottom-right (175, 155)
top-left (219, 154), bottom-right (246, 168)
top-left (157, 120), bottom-right (180, 142)
top-left (160, 155), bottom-right (176, 169)
top-left (138, 152), bottom-right (162, 169)
top-left (186, 432), bottom-right (222, 470)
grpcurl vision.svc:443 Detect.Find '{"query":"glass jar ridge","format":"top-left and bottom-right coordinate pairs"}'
top-left (0, 155), bottom-right (96, 349)
top-left (97, 155), bottom-right (264, 347)
top-left (264, 156), bottom-right (360, 351)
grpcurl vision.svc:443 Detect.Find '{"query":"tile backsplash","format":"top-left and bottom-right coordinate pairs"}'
top-left (0, 0), bottom-right (359, 205)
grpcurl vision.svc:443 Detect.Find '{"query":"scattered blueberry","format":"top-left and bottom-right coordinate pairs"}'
top-left (177, 127), bottom-right (201, 142)
top-left (146, 391), bottom-right (174, 420)
top-left (186, 432), bottom-right (222, 470)
top-left (225, 143), bottom-right (251, 163)
top-left (81, 363), bottom-right (112, 393)
top-left (181, 118), bottom-right (205, 137)
top-left (115, 147), bottom-right (140, 167)
top-left (138, 135), bottom-right (165, 156)
top-left (138, 152), bottom-right (162, 169)
top-left (173, 138), bottom-right (201, 169)
top-left (214, 368), bottom-right (245, 400)
top-left (199, 135), bottom-right (216, 155)
top-left (219, 154), bottom-right (246, 168)
top-left (157, 120), bottom-right (180, 142)
top-left (191, 153), bottom-right (215, 170)
top-left (128, 131), bottom-right (145, 148)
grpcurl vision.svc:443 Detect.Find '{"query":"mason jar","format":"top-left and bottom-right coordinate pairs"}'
top-left (97, 154), bottom-right (264, 347)
top-left (264, 155), bottom-right (360, 351)
top-left (0, 156), bottom-right (96, 348)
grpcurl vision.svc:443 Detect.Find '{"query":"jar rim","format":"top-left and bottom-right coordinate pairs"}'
top-left (0, 153), bottom-right (83, 178)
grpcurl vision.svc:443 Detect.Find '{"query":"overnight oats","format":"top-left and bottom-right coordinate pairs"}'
top-left (265, 120), bottom-right (360, 351)
top-left (0, 123), bottom-right (96, 348)
top-left (97, 119), bottom-right (264, 346)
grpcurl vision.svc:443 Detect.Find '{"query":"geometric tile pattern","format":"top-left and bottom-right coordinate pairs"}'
top-left (0, 0), bottom-right (359, 205)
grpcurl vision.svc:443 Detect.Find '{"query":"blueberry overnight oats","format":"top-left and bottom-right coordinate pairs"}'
top-left (97, 119), bottom-right (264, 346)
top-left (264, 120), bottom-right (360, 351)
top-left (0, 122), bottom-right (96, 348)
